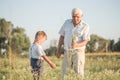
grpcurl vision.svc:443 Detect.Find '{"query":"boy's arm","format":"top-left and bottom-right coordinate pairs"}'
top-left (42, 55), bottom-right (56, 69)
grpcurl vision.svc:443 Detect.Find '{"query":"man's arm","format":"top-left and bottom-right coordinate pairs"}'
top-left (72, 40), bottom-right (88, 48)
top-left (56, 35), bottom-right (64, 58)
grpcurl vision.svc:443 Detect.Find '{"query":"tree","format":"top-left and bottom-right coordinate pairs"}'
top-left (11, 27), bottom-right (30, 53)
top-left (113, 38), bottom-right (120, 51)
top-left (108, 39), bottom-right (115, 52)
top-left (45, 47), bottom-right (57, 56)
top-left (86, 34), bottom-right (110, 53)
top-left (86, 34), bottom-right (99, 52)
top-left (0, 18), bottom-right (30, 56)
top-left (44, 39), bottom-right (58, 56)
top-left (0, 18), bottom-right (13, 55)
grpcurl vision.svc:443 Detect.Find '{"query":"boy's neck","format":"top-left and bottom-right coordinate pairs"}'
top-left (34, 40), bottom-right (42, 45)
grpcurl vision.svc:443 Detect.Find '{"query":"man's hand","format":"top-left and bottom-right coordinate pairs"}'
top-left (56, 51), bottom-right (61, 58)
top-left (56, 53), bottom-right (61, 58)
top-left (72, 40), bottom-right (88, 48)
top-left (72, 42), bottom-right (79, 48)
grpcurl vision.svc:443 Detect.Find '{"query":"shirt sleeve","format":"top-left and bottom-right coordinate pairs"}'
top-left (83, 25), bottom-right (90, 41)
top-left (37, 45), bottom-right (46, 57)
top-left (58, 21), bottom-right (66, 36)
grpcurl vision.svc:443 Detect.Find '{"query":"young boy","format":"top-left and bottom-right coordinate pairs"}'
top-left (29, 31), bottom-right (56, 80)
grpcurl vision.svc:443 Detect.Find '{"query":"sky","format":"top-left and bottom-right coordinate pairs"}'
top-left (0, 0), bottom-right (120, 49)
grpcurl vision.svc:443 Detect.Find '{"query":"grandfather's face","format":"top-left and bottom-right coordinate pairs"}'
top-left (72, 13), bottom-right (82, 26)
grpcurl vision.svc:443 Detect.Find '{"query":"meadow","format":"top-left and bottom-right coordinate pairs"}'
top-left (0, 52), bottom-right (120, 80)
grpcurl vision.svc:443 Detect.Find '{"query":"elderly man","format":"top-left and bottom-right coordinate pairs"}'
top-left (57, 8), bottom-right (90, 80)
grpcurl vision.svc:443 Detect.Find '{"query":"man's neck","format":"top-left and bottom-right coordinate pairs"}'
top-left (73, 20), bottom-right (81, 27)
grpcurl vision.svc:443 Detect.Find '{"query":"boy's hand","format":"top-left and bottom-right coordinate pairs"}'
top-left (50, 62), bottom-right (56, 69)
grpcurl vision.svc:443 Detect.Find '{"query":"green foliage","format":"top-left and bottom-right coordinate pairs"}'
top-left (86, 34), bottom-right (109, 53)
top-left (109, 39), bottom-right (115, 52)
top-left (0, 18), bottom-right (13, 55)
top-left (86, 34), bottom-right (120, 52)
top-left (11, 27), bottom-right (30, 53)
top-left (0, 18), bottom-right (12, 37)
top-left (0, 18), bottom-right (30, 55)
top-left (45, 47), bottom-right (57, 56)
top-left (113, 38), bottom-right (120, 51)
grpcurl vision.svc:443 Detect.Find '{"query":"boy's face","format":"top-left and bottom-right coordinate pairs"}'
top-left (40, 36), bottom-right (47, 44)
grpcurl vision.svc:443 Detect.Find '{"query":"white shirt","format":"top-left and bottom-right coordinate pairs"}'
top-left (29, 43), bottom-right (45, 59)
top-left (59, 19), bottom-right (90, 50)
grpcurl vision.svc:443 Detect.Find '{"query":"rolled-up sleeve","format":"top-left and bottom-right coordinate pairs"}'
top-left (83, 25), bottom-right (90, 41)
top-left (59, 20), bottom-right (67, 36)
top-left (37, 45), bottom-right (46, 57)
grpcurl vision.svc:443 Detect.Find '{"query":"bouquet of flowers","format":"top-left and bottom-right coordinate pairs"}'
top-left (72, 34), bottom-right (80, 43)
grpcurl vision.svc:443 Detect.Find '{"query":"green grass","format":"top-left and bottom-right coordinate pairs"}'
top-left (0, 53), bottom-right (120, 80)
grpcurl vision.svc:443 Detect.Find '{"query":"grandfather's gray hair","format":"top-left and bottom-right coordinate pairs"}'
top-left (71, 8), bottom-right (83, 16)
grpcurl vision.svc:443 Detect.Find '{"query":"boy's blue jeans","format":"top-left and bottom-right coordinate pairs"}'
top-left (30, 58), bottom-right (44, 80)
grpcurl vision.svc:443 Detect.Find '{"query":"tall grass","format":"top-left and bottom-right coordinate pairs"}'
top-left (0, 52), bottom-right (120, 80)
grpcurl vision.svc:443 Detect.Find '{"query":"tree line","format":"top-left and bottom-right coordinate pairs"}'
top-left (0, 18), bottom-right (120, 57)
top-left (45, 35), bottom-right (120, 56)
top-left (86, 34), bottom-right (120, 53)
top-left (0, 18), bottom-right (30, 57)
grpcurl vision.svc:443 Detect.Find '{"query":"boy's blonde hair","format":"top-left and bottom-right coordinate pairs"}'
top-left (34, 31), bottom-right (47, 41)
